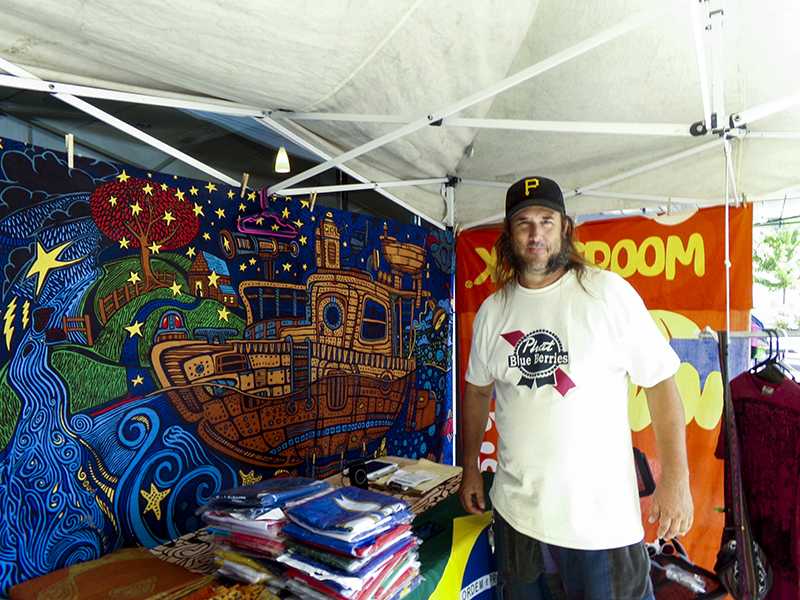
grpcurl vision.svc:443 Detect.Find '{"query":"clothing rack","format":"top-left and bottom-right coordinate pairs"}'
top-left (698, 327), bottom-right (800, 340)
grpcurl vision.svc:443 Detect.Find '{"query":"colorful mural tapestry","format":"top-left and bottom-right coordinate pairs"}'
top-left (0, 137), bottom-right (454, 593)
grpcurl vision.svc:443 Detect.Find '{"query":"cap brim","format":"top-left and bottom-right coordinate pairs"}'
top-left (507, 199), bottom-right (565, 220)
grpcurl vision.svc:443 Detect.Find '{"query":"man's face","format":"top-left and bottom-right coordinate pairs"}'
top-left (509, 206), bottom-right (564, 273)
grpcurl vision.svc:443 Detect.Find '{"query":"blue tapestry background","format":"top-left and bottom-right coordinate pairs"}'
top-left (0, 137), bottom-right (454, 593)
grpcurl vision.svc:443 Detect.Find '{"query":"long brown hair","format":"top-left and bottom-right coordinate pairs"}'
top-left (493, 214), bottom-right (589, 294)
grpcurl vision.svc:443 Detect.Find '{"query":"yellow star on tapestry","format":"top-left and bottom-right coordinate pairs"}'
top-left (141, 483), bottom-right (171, 520)
top-left (282, 263), bottom-right (291, 272)
top-left (108, 195), bottom-right (118, 207)
top-left (118, 237), bottom-right (130, 249)
top-left (125, 320), bottom-right (144, 338)
top-left (271, 224), bottom-right (279, 231)
top-left (217, 306), bottom-right (230, 322)
top-left (127, 271), bottom-right (141, 284)
top-left (192, 203), bottom-right (204, 217)
top-left (148, 242), bottom-right (162, 254)
top-left (175, 189), bottom-right (185, 201)
top-left (142, 183), bottom-right (154, 196)
top-left (238, 203), bottom-right (246, 212)
top-left (299, 235), bottom-right (307, 246)
top-left (205, 182), bottom-right (217, 193)
top-left (26, 241), bottom-right (84, 296)
top-left (302, 264), bottom-right (308, 271)
top-left (247, 191), bottom-right (256, 201)
top-left (207, 271), bottom-right (221, 287)
top-left (239, 470), bottom-right (263, 486)
top-left (227, 190), bottom-right (235, 199)
top-left (162, 211), bottom-right (176, 226)
top-left (169, 281), bottom-right (182, 296)
top-left (131, 202), bottom-right (143, 217)
top-left (255, 217), bottom-right (264, 226)
top-left (215, 208), bottom-right (225, 219)
top-left (202, 232), bottom-right (211, 241)
top-left (293, 219), bottom-right (304, 228)
top-left (186, 247), bottom-right (196, 258)
top-left (300, 199), bottom-right (310, 209)
top-left (131, 374), bottom-right (144, 386)
top-left (222, 237), bottom-right (231, 252)
top-left (160, 183), bottom-right (168, 191)
top-left (189, 186), bottom-right (199, 196)
top-left (116, 170), bottom-right (131, 182)
top-left (248, 258), bottom-right (257, 266)
top-left (281, 207), bottom-right (290, 219)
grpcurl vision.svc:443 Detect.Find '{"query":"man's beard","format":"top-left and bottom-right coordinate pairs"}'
top-left (544, 240), bottom-right (571, 274)
top-left (514, 237), bottom-right (571, 275)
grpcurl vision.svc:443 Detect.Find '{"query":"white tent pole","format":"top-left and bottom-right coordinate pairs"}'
top-left (267, 7), bottom-right (666, 195)
top-left (708, 4), bottom-right (726, 130)
top-left (577, 191), bottom-right (702, 206)
top-left (0, 58), bottom-right (239, 186)
top-left (0, 72), bottom-right (263, 116)
top-left (462, 139), bottom-right (723, 228)
top-left (460, 179), bottom-right (509, 189)
top-left (444, 183), bottom-right (456, 229)
top-left (732, 91), bottom-right (800, 127)
top-left (255, 115), bottom-right (445, 229)
top-left (745, 130), bottom-right (800, 140)
top-left (445, 118), bottom-right (689, 136)
top-left (274, 112), bottom-right (409, 124)
top-left (282, 113), bottom-right (690, 137)
top-left (573, 138), bottom-right (723, 194)
top-left (723, 138), bottom-right (740, 203)
top-left (276, 178), bottom-right (448, 196)
top-left (688, 0), bottom-right (713, 130)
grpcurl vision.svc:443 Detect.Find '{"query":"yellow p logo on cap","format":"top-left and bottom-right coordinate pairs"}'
top-left (524, 178), bottom-right (540, 196)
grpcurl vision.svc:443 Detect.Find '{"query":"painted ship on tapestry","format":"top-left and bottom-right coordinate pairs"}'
top-left (152, 214), bottom-right (440, 475)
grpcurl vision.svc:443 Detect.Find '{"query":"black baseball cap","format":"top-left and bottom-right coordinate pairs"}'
top-left (505, 176), bottom-right (565, 220)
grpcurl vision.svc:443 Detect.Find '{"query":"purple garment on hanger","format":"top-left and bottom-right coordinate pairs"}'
top-left (716, 372), bottom-right (800, 599)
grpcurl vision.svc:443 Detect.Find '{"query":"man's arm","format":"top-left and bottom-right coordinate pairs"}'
top-left (458, 381), bottom-right (494, 514)
top-left (644, 376), bottom-right (693, 539)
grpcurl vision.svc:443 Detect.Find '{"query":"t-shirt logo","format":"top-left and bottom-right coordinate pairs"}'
top-left (501, 329), bottom-right (575, 395)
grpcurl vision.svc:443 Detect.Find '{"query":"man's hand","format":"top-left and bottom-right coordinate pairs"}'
top-left (458, 465), bottom-right (486, 515)
top-left (648, 477), bottom-right (693, 539)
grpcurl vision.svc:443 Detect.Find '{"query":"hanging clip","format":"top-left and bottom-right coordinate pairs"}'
top-left (65, 133), bottom-right (74, 169)
top-left (240, 172), bottom-right (250, 198)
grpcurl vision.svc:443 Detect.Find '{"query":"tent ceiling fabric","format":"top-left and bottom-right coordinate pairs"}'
top-left (1, 0), bottom-right (799, 225)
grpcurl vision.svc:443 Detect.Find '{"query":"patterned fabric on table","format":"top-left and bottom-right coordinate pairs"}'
top-left (149, 528), bottom-right (218, 575)
top-left (8, 547), bottom-right (210, 600)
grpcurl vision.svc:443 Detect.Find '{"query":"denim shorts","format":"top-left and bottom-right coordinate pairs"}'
top-left (493, 511), bottom-right (655, 600)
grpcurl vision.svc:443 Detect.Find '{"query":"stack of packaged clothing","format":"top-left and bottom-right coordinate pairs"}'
top-left (198, 477), bottom-right (331, 592)
top-left (277, 486), bottom-right (421, 600)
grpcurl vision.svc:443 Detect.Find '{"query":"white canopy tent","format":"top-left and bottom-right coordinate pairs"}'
top-left (1, 0), bottom-right (799, 229)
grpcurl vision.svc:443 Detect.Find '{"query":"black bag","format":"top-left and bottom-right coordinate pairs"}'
top-left (648, 538), bottom-right (726, 600)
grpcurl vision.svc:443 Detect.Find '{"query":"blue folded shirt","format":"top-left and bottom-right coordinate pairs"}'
top-left (204, 477), bottom-right (330, 510)
top-left (285, 486), bottom-right (410, 541)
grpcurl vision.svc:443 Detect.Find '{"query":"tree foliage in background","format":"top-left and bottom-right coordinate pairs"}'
top-left (754, 226), bottom-right (800, 304)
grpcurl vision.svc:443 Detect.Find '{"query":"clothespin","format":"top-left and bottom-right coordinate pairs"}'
top-left (309, 192), bottom-right (318, 212)
top-left (240, 172), bottom-right (250, 198)
top-left (65, 134), bottom-right (74, 169)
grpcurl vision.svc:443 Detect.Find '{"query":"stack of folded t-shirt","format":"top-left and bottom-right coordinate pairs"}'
top-left (277, 486), bottom-right (421, 600)
top-left (198, 477), bottom-right (331, 590)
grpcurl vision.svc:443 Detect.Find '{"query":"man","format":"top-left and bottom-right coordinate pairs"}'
top-left (459, 176), bottom-right (693, 599)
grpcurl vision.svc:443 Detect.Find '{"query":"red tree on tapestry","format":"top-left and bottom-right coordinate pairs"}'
top-left (90, 174), bottom-right (200, 290)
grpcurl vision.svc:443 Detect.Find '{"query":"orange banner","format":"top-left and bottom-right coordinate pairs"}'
top-left (455, 205), bottom-right (753, 569)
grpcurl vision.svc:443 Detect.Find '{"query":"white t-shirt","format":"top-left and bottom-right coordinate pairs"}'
top-left (465, 267), bottom-right (680, 550)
